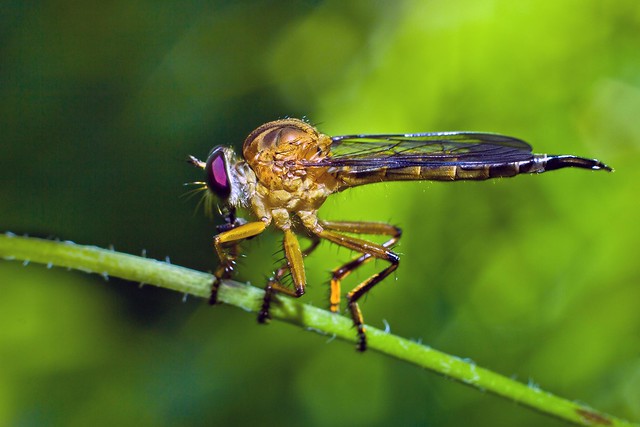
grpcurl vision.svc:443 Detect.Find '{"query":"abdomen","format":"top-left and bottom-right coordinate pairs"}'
top-left (335, 155), bottom-right (611, 187)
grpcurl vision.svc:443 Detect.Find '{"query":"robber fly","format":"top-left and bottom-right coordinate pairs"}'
top-left (188, 118), bottom-right (611, 351)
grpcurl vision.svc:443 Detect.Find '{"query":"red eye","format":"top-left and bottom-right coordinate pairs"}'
top-left (205, 147), bottom-right (231, 199)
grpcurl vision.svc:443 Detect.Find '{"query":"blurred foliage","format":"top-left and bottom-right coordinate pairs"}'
top-left (1, 0), bottom-right (639, 425)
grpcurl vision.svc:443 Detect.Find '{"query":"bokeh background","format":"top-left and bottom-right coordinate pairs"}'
top-left (2, 1), bottom-right (639, 425)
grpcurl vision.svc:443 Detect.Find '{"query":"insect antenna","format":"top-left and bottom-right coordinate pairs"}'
top-left (187, 155), bottom-right (206, 169)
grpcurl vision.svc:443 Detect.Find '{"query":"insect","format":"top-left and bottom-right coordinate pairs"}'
top-left (188, 118), bottom-right (611, 351)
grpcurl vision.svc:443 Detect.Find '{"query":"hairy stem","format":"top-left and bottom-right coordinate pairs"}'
top-left (0, 233), bottom-right (635, 427)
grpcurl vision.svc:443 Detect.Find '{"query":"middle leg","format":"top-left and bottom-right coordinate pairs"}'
top-left (258, 232), bottom-right (320, 323)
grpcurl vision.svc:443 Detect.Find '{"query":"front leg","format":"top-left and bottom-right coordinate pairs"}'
top-left (210, 221), bottom-right (267, 304)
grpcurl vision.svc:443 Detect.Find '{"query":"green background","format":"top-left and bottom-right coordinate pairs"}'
top-left (2, 1), bottom-right (639, 425)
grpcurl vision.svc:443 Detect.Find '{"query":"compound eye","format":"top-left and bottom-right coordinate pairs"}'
top-left (204, 147), bottom-right (231, 199)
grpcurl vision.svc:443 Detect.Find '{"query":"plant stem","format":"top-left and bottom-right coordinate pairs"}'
top-left (0, 233), bottom-right (635, 427)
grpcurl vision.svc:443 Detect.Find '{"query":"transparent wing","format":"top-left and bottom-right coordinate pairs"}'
top-left (302, 132), bottom-right (534, 173)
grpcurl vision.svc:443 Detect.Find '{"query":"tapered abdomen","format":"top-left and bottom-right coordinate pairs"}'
top-left (335, 155), bottom-right (612, 188)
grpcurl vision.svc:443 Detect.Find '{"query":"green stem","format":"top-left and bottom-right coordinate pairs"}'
top-left (0, 233), bottom-right (635, 427)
